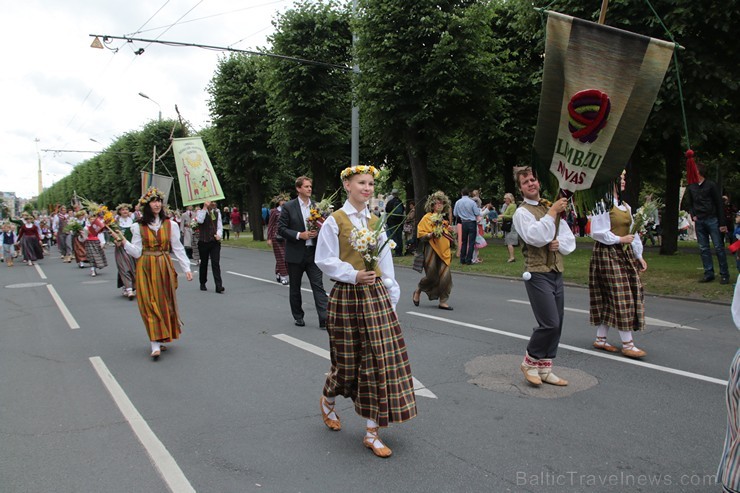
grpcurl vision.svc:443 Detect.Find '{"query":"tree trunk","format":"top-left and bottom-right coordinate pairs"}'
top-left (660, 135), bottom-right (682, 255)
top-left (247, 171), bottom-right (264, 241)
top-left (405, 127), bottom-right (429, 228)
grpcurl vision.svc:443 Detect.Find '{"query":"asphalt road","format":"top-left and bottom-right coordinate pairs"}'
top-left (1, 245), bottom-right (737, 493)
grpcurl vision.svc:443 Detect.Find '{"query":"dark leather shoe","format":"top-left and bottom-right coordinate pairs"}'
top-left (698, 277), bottom-right (715, 283)
top-left (438, 305), bottom-right (453, 311)
top-left (200, 284), bottom-right (207, 291)
top-left (720, 276), bottom-right (730, 285)
top-left (216, 286), bottom-right (225, 293)
top-left (295, 319), bottom-right (305, 327)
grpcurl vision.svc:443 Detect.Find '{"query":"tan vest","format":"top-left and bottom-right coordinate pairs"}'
top-left (332, 210), bottom-right (383, 276)
top-left (609, 205), bottom-right (631, 237)
top-left (520, 202), bottom-right (564, 273)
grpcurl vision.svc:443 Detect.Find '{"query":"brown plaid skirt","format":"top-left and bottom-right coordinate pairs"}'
top-left (589, 242), bottom-right (644, 331)
top-left (323, 279), bottom-right (417, 427)
top-left (84, 239), bottom-right (108, 269)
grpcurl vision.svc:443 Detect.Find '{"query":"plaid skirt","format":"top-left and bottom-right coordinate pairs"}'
top-left (85, 239), bottom-right (108, 269)
top-left (114, 244), bottom-right (136, 290)
top-left (589, 242), bottom-right (644, 331)
top-left (271, 239), bottom-right (288, 276)
top-left (417, 247), bottom-right (452, 303)
top-left (323, 279), bottom-right (417, 427)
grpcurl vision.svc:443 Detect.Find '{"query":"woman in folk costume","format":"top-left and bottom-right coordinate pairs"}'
top-left (114, 204), bottom-right (137, 299)
top-left (266, 193), bottom-right (290, 285)
top-left (588, 170), bottom-right (648, 358)
top-left (71, 210), bottom-right (89, 268)
top-left (413, 191), bottom-right (455, 310)
top-left (315, 165), bottom-right (417, 459)
top-left (119, 187), bottom-right (192, 359)
top-left (84, 209), bottom-right (108, 277)
top-left (17, 213), bottom-right (44, 266)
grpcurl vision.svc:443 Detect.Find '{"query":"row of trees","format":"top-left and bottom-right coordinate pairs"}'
top-left (37, 0), bottom-right (739, 251)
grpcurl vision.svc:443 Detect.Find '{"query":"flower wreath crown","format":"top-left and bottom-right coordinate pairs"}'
top-left (340, 165), bottom-right (380, 180)
top-left (139, 187), bottom-right (165, 206)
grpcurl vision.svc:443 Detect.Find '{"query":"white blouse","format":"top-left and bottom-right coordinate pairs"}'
top-left (589, 200), bottom-right (643, 260)
top-left (123, 218), bottom-right (191, 274)
top-left (315, 200), bottom-right (400, 308)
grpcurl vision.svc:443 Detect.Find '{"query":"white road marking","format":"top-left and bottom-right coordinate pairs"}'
top-left (34, 264), bottom-right (47, 279)
top-left (227, 271), bottom-right (327, 294)
top-left (89, 357), bottom-right (196, 493)
top-left (407, 312), bottom-right (727, 386)
top-left (507, 299), bottom-right (700, 330)
top-left (273, 333), bottom-right (437, 399)
top-left (47, 284), bottom-right (80, 329)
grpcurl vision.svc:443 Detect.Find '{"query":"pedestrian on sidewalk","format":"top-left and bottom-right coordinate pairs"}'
top-left (315, 165), bottom-right (417, 458)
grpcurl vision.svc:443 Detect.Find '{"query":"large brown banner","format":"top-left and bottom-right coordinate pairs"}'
top-left (532, 11), bottom-right (674, 203)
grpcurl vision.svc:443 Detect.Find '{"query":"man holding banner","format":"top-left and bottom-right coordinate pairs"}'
top-left (514, 167), bottom-right (575, 387)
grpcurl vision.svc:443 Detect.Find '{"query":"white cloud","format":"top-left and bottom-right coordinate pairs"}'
top-left (1, 0), bottom-right (292, 199)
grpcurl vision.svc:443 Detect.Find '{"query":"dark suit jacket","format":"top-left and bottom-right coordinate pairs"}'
top-left (278, 197), bottom-right (315, 264)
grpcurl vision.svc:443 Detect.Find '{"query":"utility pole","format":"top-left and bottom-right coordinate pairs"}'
top-left (351, 0), bottom-right (359, 166)
top-left (35, 138), bottom-right (42, 195)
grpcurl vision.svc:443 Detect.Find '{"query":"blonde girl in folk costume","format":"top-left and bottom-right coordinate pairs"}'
top-left (118, 187), bottom-right (193, 359)
top-left (114, 203), bottom-right (137, 299)
top-left (588, 170), bottom-right (648, 358)
top-left (315, 165), bottom-right (417, 458)
top-left (2, 222), bottom-right (17, 266)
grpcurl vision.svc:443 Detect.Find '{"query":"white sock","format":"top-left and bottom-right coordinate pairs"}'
top-left (321, 397), bottom-right (337, 420)
top-left (618, 330), bottom-right (634, 344)
top-left (596, 325), bottom-right (609, 339)
top-left (151, 341), bottom-right (161, 352)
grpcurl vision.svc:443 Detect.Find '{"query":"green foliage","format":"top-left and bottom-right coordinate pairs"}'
top-left (264, 0), bottom-right (353, 197)
top-left (37, 120), bottom-right (188, 210)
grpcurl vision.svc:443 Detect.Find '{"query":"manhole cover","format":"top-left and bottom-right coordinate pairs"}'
top-left (465, 354), bottom-right (598, 399)
top-left (6, 282), bottom-right (48, 288)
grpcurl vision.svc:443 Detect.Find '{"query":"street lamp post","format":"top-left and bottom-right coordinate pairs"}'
top-left (138, 92), bottom-right (162, 121)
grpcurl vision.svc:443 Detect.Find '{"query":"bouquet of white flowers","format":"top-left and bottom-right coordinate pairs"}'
top-left (349, 223), bottom-right (397, 271)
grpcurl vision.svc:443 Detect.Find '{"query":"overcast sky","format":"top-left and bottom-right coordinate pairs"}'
top-left (1, 0), bottom-right (295, 199)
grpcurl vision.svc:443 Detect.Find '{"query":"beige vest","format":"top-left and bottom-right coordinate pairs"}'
top-left (332, 210), bottom-right (383, 276)
top-left (520, 202), bottom-right (564, 273)
top-left (609, 205), bottom-right (631, 237)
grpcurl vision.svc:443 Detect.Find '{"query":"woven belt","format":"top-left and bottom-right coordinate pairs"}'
top-left (142, 250), bottom-right (165, 257)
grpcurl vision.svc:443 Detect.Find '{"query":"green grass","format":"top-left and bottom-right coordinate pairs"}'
top-left (223, 233), bottom-right (737, 303)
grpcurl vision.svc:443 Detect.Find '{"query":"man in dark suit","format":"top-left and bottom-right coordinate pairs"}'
top-left (278, 176), bottom-right (328, 328)
top-left (195, 200), bottom-right (224, 293)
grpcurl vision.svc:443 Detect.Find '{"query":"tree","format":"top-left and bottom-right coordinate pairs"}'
top-left (264, 0), bottom-right (353, 198)
top-left (354, 0), bottom-right (505, 220)
top-left (207, 55), bottom-right (276, 240)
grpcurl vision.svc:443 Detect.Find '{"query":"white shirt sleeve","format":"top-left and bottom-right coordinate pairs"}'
top-left (556, 217), bottom-right (576, 255)
top-left (315, 215), bottom-right (358, 284)
top-left (195, 209), bottom-right (206, 224)
top-left (590, 205), bottom-right (643, 259)
top-left (123, 224), bottom-right (142, 258)
top-left (732, 279), bottom-right (740, 330)
top-left (168, 221), bottom-right (191, 273)
top-left (513, 206), bottom-right (556, 248)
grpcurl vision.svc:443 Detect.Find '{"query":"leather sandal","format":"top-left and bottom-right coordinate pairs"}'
top-left (538, 370), bottom-right (568, 386)
top-left (320, 396), bottom-right (341, 431)
top-left (621, 341), bottom-right (646, 359)
top-left (593, 336), bottom-right (619, 353)
top-left (363, 427), bottom-right (392, 458)
top-left (150, 349), bottom-right (160, 360)
top-left (520, 364), bottom-right (542, 386)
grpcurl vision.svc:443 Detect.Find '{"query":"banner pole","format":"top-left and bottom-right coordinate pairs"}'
top-left (152, 145), bottom-right (156, 174)
top-left (598, 0), bottom-right (609, 24)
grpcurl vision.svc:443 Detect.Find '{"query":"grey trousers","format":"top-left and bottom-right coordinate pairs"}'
top-left (524, 271), bottom-right (565, 360)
